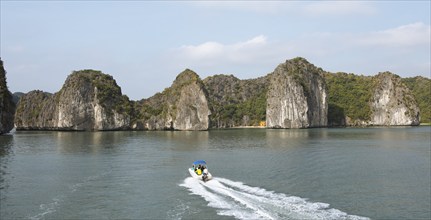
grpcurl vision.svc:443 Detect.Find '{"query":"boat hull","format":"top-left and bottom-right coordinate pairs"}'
top-left (188, 168), bottom-right (212, 181)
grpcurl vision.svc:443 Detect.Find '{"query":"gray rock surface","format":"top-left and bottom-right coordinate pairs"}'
top-left (11, 58), bottom-right (424, 131)
top-left (266, 58), bottom-right (328, 128)
top-left (370, 72), bottom-right (420, 126)
top-left (139, 69), bottom-right (210, 130)
top-left (15, 70), bottom-right (131, 131)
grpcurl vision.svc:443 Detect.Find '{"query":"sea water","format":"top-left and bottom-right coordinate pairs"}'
top-left (0, 127), bottom-right (430, 219)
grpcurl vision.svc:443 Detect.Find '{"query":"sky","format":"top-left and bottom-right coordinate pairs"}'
top-left (1, 1), bottom-right (430, 100)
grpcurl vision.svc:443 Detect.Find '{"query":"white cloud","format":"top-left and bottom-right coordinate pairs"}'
top-left (169, 22), bottom-right (430, 78)
top-left (356, 22), bottom-right (431, 47)
top-left (179, 41), bottom-right (224, 60)
top-left (174, 35), bottom-right (269, 66)
top-left (234, 35), bottom-right (267, 49)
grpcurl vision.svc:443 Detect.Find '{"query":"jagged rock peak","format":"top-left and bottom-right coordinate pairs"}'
top-left (14, 90), bottom-right (56, 129)
top-left (172, 69), bottom-right (203, 88)
top-left (57, 69), bottom-right (131, 130)
top-left (266, 57), bottom-right (328, 128)
top-left (288, 57), bottom-right (311, 64)
top-left (63, 69), bottom-right (122, 96)
top-left (0, 59), bottom-right (16, 134)
top-left (0, 59), bottom-right (6, 87)
top-left (64, 69), bottom-right (112, 85)
top-left (15, 69), bottom-right (131, 131)
top-left (282, 57), bottom-right (323, 74)
top-left (375, 71), bottom-right (400, 79)
top-left (203, 74), bottom-right (241, 103)
top-left (371, 71), bottom-right (420, 125)
top-left (136, 69), bottom-right (210, 131)
top-left (171, 69), bottom-right (210, 130)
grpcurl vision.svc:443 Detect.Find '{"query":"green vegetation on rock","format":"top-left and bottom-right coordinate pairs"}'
top-left (402, 76), bottom-right (431, 123)
top-left (9, 57), bottom-right (428, 130)
top-left (65, 69), bottom-right (134, 116)
top-left (204, 75), bottom-right (267, 127)
top-left (325, 72), bottom-right (374, 125)
top-left (14, 91), bottom-right (55, 127)
top-left (135, 69), bottom-right (208, 129)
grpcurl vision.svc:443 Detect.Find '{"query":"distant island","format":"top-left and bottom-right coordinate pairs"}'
top-left (1, 57), bottom-right (430, 132)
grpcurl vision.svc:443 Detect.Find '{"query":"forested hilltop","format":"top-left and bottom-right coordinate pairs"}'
top-left (325, 72), bottom-right (431, 126)
top-left (203, 75), bottom-right (267, 128)
top-left (401, 77), bottom-right (431, 123)
top-left (9, 57), bottom-right (430, 131)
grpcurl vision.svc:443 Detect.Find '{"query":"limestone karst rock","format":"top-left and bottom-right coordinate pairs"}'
top-left (266, 57), bottom-right (328, 128)
top-left (137, 69), bottom-right (210, 130)
top-left (203, 74), bottom-right (267, 128)
top-left (0, 59), bottom-right (16, 134)
top-left (401, 76), bottom-right (431, 123)
top-left (370, 72), bottom-right (420, 126)
top-left (11, 57), bottom-right (425, 131)
top-left (15, 70), bottom-right (131, 131)
top-left (172, 69), bottom-right (211, 130)
top-left (325, 71), bottom-right (421, 126)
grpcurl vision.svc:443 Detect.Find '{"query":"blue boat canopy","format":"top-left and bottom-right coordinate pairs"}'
top-left (193, 160), bottom-right (207, 166)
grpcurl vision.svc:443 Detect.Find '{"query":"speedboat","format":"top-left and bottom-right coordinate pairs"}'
top-left (188, 160), bottom-right (213, 182)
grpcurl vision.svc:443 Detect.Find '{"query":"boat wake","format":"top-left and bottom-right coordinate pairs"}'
top-left (180, 177), bottom-right (369, 220)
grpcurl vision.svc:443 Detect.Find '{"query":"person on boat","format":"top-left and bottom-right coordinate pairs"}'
top-left (195, 165), bottom-right (202, 175)
top-left (202, 166), bottom-right (209, 181)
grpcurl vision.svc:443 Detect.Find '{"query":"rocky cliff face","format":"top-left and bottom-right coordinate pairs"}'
top-left (56, 70), bottom-right (131, 130)
top-left (137, 69), bottom-right (210, 130)
top-left (0, 59), bottom-right (16, 134)
top-left (266, 57), bottom-right (327, 128)
top-left (15, 70), bottom-right (131, 131)
top-left (14, 91), bottom-right (57, 129)
top-left (172, 70), bottom-right (210, 130)
top-left (203, 74), bottom-right (267, 128)
top-left (370, 72), bottom-right (420, 126)
top-left (11, 57), bottom-right (425, 131)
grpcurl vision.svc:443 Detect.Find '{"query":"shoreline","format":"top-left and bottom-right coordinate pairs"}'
top-left (230, 126), bottom-right (265, 129)
top-left (9, 123), bottom-right (430, 133)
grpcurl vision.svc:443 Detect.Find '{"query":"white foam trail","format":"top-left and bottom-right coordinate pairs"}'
top-left (181, 177), bottom-right (369, 220)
